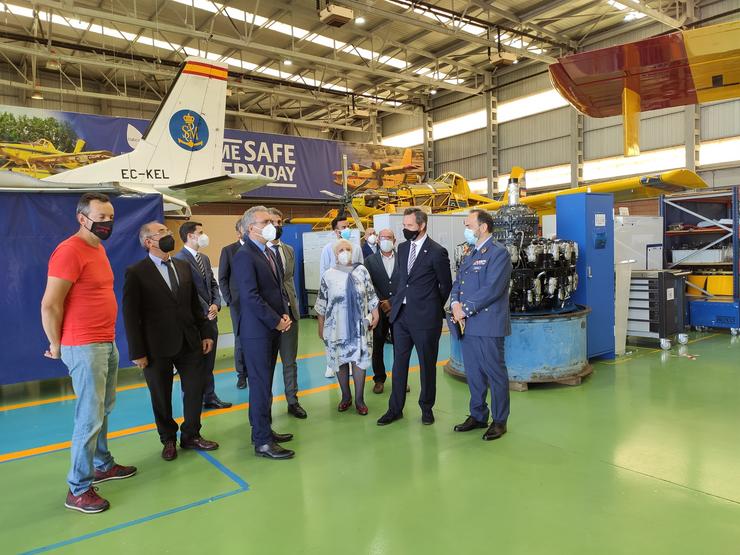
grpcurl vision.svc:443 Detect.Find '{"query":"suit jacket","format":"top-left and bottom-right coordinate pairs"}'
top-left (390, 236), bottom-right (452, 328)
top-left (122, 256), bottom-right (213, 360)
top-left (362, 242), bottom-right (378, 259)
top-left (235, 239), bottom-right (288, 339)
top-left (218, 241), bottom-right (241, 312)
top-left (175, 248), bottom-right (221, 317)
top-left (364, 250), bottom-right (399, 301)
top-left (270, 241), bottom-right (300, 320)
top-left (450, 239), bottom-right (512, 337)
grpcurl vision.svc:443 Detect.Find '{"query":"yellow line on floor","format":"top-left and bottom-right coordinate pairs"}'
top-left (0, 351), bottom-right (329, 412)
top-left (0, 360), bottom-right (448, 463)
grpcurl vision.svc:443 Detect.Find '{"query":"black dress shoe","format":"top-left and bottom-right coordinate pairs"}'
top-left (162, 440), bottom-right (177, 461)
top-left (272, 430), bottom-right (294, 443)
top-left (236, 376), bottom-right (247, 389)
top-left (255, 442), bottom-right (295, 459)
top-left (421, 411), bottom-right (435, 425)
top-left (483, 422), bottom-right (507, 441)
top-left (180, 436), bottom-right (219, 451)
top-left (204, 397), bottom-right (233, 409)
top-left (377, 411), bottom-right (403, 426)
top-left (287, 403), bottom-right (307, 419)
top-left (454, 416), bottom-right (488, 432)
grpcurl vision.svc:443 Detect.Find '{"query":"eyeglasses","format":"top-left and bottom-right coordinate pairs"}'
top-left (146, 229), bottom-right (171, 239)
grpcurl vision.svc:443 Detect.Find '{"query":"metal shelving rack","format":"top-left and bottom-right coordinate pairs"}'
top-left (660, 188), bottom-right (740, 332)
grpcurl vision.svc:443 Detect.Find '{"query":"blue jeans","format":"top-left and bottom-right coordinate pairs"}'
top-left (61, 342), bottom-right (118, 496)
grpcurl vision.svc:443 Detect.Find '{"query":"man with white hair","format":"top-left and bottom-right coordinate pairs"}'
top-left (234, 206), bottom-right (296, 460)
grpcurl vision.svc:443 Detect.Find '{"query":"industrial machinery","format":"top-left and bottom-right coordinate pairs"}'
top-left (492, 175), bottom-right (579, 314)
top-left (445, 172), bottom-right (591, 390)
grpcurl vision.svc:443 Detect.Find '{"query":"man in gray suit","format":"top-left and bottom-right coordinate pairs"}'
top-left (267, 208), bottom-right (307, 419)
top-left (175, 221), bottom-right (232, 410)
top-left (218, 220), bottom-right (249, 389)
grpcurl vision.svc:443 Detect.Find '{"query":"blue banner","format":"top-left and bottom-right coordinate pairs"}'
top-left (0, 192), bottom-right (163, 385)
top-left (0, 104), bottom-right (422, 201)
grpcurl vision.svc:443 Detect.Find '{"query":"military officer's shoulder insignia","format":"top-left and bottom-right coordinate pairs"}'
top-left (480, 247), bottom-right (489, 254)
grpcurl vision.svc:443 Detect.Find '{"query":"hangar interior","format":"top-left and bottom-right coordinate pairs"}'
top-left (1, 0), bottom-right (740, 553)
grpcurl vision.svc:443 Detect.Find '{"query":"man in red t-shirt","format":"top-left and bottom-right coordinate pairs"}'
top-left (41, 193), bottom-right (137, 514)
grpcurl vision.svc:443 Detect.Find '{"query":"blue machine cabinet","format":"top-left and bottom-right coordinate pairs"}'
top-left (556, 193), bottom-right (616, 359)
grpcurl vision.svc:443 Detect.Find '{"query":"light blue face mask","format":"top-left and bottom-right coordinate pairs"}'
top-left (464, 227), bottom-right (477, 245)
top-left (340, 228), bottom-right (352, 240)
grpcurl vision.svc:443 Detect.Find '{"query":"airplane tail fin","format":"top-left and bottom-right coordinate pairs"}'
top-left (72, 139), bottom-right (85, 154)
top-left (45, 56), bottom-right (228, 186)
top-left (401, 148), bottom-right (413, 166)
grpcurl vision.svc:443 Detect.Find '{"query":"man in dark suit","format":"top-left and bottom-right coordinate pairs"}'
top-left (123, 222), bottom-right (219, 461)
top-left (378, 208), bottom-right (452, 426)
top-left (361, 227), bottom-right (379, 259)
top-left (267, 208), bottom-right (307, 419)
top-left (175, 221), bottom-right (231, 410)
top-left (218, 220), bottom-right (248, 389)
top-left (451, 209), bottom-right (513, 441)
top-left (234, 206), bottom-right (295, 460)
top-left (364, 228), bottom-right (399, 394)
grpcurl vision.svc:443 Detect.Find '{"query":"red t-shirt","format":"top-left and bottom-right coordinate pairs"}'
top-left (48, 235), bottom-right (118, 346)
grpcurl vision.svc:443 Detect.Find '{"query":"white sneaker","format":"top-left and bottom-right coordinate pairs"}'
top-left (324, 365), bottom-right (335, 378)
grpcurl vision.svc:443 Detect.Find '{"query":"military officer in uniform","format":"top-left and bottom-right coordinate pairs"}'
top-left (450, 208), bottom-right (513, 441)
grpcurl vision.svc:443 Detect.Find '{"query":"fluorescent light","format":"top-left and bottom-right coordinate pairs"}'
top-left (283, 59), bottom-right (292, 66)
top-left (583, 147), bottom-right (684, 181)
top-left (381, 128), bottom-right (424, 148)
top-left (467, 178), bottom-right (489, 194)
top-left (699, 136), bottom-right (740, 166)
top-left (355, 16), bottom-right (366, 25)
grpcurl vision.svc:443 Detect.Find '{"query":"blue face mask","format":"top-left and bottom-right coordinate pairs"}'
top-left (464, 228), bottom-right (477, 245)
top-left (340, 228), bottom-right (352, 240)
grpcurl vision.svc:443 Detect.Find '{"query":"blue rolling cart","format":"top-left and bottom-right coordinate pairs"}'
top-left (661, 188), bottom-right (740, 332)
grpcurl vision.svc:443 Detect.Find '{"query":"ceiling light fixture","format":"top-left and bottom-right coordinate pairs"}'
top-left (430, 89), bottom-right (437, 95)
top-left (284, 59), bottom-right (293, 66)
top-left (30, 83), bottom-right (43, 100)
top-left (355, 16), bottom-right (366, 25)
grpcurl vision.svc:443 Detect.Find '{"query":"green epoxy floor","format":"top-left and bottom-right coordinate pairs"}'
top-left (2, 323), bottom-right (740, 554)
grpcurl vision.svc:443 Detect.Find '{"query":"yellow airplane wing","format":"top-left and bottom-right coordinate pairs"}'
top-left (446, 169), bottom-right (707, 215)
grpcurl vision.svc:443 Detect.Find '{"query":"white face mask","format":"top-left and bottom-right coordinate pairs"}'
top-left (197, 233), bottom-right (210, 248)
top-left (366, 234), bottom-right (377, 245)
top-left (337, 251), bottom-right (351, 265)
top-left (260, 223), bottom-right (277, 242)
top-left (379, 239), bottom-right (394, 253)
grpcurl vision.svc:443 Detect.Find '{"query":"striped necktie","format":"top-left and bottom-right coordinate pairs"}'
top-left (407, 241), bottom-right (417, 274)
top-left (195, 252), bottom-right (207, 279)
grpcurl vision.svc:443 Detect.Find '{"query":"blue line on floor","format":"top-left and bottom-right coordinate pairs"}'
top-left (22, 455), bottom-right (249, 554)
top-left (198, 450), bottom-right (250, 490)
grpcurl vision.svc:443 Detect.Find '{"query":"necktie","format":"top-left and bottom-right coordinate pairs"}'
top-left (164, 259), bottom-right (179, 295)
top-left (408, 241), bottom-right (417, 274)
top-left (271, 245), bottom-right (285, 276)
top-left (264, 248), bottom-right (278, 278)
top-left (195, 252), bottom-right (207, 279)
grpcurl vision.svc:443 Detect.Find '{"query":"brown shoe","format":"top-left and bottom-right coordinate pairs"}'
top-left (65, 487), bottom-right (110, 514)
top-left (180, 436), bottom-right (219, 451)
top-left (162, 440), bottom-right (177, 461)
top-left (373, 382), bottom-right (384, 394)
top-left (93, 463), bottom-right (137, 484)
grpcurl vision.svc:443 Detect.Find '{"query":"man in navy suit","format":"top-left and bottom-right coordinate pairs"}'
top-left (361, 227), bottom-right (379, 259)
top-left (450, 209), bottom-right (512, 441)
top-left (234, 206), bottom-right (295, 460)
top-left (378, 208), bottom-right (452, 426)
top-left (218, 220), bottom-right (248, 389)
top-left (175, 222), bottom-right (231, 409)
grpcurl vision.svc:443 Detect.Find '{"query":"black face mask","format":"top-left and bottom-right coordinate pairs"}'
top-left (403, 228), bottom-right (420, 242)
top-left (157, 234), bottom-right (176, 253)
top-left (84, 215), bottom-right (114, 240)
top-left (274, 225), bottom-right (283, 240)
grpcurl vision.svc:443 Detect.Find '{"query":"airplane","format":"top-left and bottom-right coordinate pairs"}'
top-left (549, 20), bottom-right (740, 157)
top-left (331, 148), bottom-right (425, 190)
top-left (291, 167), bottom-right (708, 229)
top-left (0, 57), bottom-right (272, 213)
top-left (0, 139), bottom-right (112, 177)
